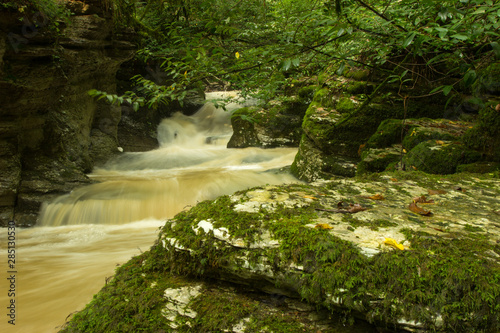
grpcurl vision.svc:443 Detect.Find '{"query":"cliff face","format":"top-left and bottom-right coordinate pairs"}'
top-left (0, 0), bottom-right (135, 226)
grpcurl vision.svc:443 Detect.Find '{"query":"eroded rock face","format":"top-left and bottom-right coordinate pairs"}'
top-left (0, 1), bottom-right (135, 226)
top-left (64, 171), bottom-right (500, 332)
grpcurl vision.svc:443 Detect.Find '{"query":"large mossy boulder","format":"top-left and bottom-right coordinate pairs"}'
top-left (292, 75), bottom-right (455, 181)
top-left (357, 118), bottom-right (485, 175)
top-left (62, 172), bottom-right (500, 333)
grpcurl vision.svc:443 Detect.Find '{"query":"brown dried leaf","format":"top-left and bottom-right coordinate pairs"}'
top-left (348, 203), bottom-right (368, 213)
top-left (412, 195), bottom-right (434, 204)
top-left (409, 202), bottom-right (433, 216)
top-left (428, 189), bottom-right (447, 195)
top-left (367, 194), bottom-right (385, 200)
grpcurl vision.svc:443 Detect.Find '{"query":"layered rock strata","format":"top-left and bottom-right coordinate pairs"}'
top-left (0, 1), bottom-right (135, 226)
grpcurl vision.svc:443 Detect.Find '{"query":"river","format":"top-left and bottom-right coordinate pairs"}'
top-left (0, 92), bottom-right (299, 332)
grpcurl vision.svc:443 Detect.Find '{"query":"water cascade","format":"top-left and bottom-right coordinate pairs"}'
top-left (0, 92), bottom-right (299, 332)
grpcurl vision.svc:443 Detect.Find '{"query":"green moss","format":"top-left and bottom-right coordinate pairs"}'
top-left (312, 87), bottom-right (336, 107)
top-left (60, 251), bottom-right (176, 333)
top-left (336, 97), bottom-right (357, 114)
top-left (462, 106), bottom-right (500, 162)
top-left (343, 80), bottom-right (370, 94)
top-left (357, 147), bottom-right (402, 175)
top-left (64, 176), bottom-right (500, 332)
top-left (364, 119), bottom-right (410, 149)
top-left (456, 162), bottom-right (500, 173)
top-left (463, 224), bottom-right (485, 233)
top-left (404, 141), bottom-right (481, 174)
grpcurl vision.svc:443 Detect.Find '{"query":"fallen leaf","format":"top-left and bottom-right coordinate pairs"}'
top-left (412, 195), bottom-right (434, 204)
top-left (315, 223), bottom-right (333, 230)
top-left (348, 203), bottom-right (368, 213)
top-left (303, 195), bottom-right (317, 200)
top-left (390, 178), bottom-right (398, 182)
top-left (367, 194), bottom-right (385, 200)
top-left (409, 201), bottom-right (433, 216)
top-left (496, 104), bottom-right (500, 112)
top-left (428, 189), bottom-right (447, 195)
top-left (384, 238), bottom-right (405, 250)
top-left (435, 140), bottom-right (445, 145)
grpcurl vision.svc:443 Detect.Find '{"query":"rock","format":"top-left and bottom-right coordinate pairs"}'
top-left (358, 118), bottom-right (480, 175)
top-left (63, 172), bottom-right (500, 332)
top-left (404, 141), bottom-right (481, 174)
top-left (61, 255), bottom-right (378, 332)
top-left (227, 101), bottom-right (305, 149)
top-left (0, 1), bottom-right (135, 226)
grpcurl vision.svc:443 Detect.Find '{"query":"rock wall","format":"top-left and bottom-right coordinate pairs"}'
top-left (0, 0), bottom-right (135, 226)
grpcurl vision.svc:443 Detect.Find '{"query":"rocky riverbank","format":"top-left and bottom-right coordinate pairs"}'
top-left (61, 171), bottom-right (500, 332)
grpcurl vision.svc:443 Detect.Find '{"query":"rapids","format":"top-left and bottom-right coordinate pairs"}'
top-left (0, 92), bottom-right (298, 332)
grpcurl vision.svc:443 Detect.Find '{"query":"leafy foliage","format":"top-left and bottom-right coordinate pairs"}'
top-left (91, 0), bottom-right (499, 109)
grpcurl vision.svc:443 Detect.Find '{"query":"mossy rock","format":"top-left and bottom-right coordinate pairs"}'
top-left (473, 62), bottom-right (500, 96)
top-left (404, 141), bottom-right (482, 174)
top-left (357, 145), bottom-right (402, 175)
top-left (462, 106), bottom-right (500, 162)
top-left (365, 118), bottom-right (470, 153)
top-left (364, 119), bottom-right (415, 150)
top-left (335, 96), bottom-right (357, 114)
top-left (291, 134), bottom-right (356, 181)
top-left (311, 87), bottom-right (336, 108)
top-left (342, 80), bottom-right (372, 94)
top-left (227, 107), bottom-right (261, 148)
top-left (456, 161), bottom-right (500, 173)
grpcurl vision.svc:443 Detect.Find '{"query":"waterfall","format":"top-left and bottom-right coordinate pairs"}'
top-left (38, 92), bottom-right (298, 226)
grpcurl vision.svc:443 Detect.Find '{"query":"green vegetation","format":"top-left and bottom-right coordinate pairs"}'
top-left (78, 0), bottom-right (499, 112)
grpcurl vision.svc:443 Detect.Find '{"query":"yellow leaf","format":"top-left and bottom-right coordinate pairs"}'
top-left (367, 194), bottom-right (385, 200)
top-left (435, 140), bottom-right (445, 145)
top-left (235, 52), bottom-right (240, 59)
top-left (315, 223), bottom-right (333, 230)
top-left (403, 149), bottom-right (407, 153)
top-left (384, 238), bottom-right (404, 250)
top-left (303, 195), bottom-right (317, 200)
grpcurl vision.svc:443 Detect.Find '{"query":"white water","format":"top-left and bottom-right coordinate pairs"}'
top-left (0, 92), bottom-right (299, 333)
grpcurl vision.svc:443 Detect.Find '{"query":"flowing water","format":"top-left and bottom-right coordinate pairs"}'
top-left (0, 92), bottom-right (300, 333)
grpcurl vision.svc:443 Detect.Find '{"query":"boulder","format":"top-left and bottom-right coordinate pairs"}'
top-left (63, 172), bottom-right (500, 332)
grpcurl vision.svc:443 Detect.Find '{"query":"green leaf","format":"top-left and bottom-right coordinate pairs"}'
top-left (336, 62), bottom-right (346, 75)
top-left (450, 33), bottom-right (468, 41)
top-left (443, 85), bottom-right (453, 96)
top-left (463, 70), bottom-right (477, 87)
top-left (87, 89), bottom-right (99, 96)
top-left (430, 85), bottom-right (444, 94)
top-left (132, 102), bottom-right (139, 112)
top-left (403, 32), bottom-right (417, 48)
top-left (292, 58), bottom-right (300, 67)
top-left (281, 59), bottom-right (291, 71)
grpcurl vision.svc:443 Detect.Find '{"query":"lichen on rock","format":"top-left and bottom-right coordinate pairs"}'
top-left (62, 171), bottom-right (500, 332)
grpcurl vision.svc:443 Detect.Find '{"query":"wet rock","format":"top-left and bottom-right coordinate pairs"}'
top-left (63, 171), bottom-right (500, 332)
top-left (0, 1), bottom-right (135, 226)
top-left (228, 102), bottom-right (304, 149)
